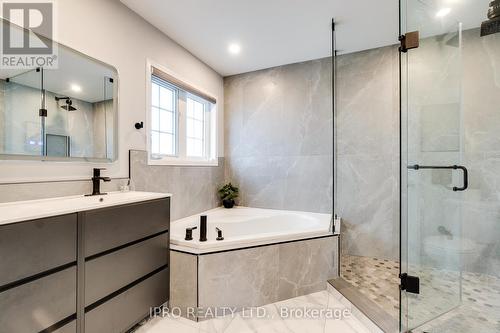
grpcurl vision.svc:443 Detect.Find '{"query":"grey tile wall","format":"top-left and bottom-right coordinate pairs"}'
top-left (224, 51), bottom-right (400, 261)
top-left (223, 58), bottom-right (333, 214)
top-left (129, 150), bottom-right (225, 221)
top-left (336, 45), bottom-right (400, 261)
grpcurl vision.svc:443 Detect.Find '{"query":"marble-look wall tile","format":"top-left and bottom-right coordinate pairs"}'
top-left (172, 237), bottom-right (339, 321)
top-left (225, 51), bottom-right (399, 260)
top-left (278, 237), bottom-right (338, 301)
top-left (170, 251), bottom-right (198, 320)
top-left (336, 46), bottom-right (400, 158)
top-left (198, 245), bottom-right (280, 311)
top-left (336, 45), bottom-right (400, 260)
top-left (129, 150), bottom-right (225, 221)
top-left (224, 57), bottom-right (333, 215)
top-left (226, 155), bottom-right (333, 212)
top-left (197, 236), bottom-right (339, 315)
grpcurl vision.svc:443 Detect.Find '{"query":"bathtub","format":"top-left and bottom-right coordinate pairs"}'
top-left (170, 207), bottom-right (339, 320)
top-left (170, 206), bottom-right (333, 254)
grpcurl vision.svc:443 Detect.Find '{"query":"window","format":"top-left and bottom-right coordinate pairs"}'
top-left (148, 65), bottom-right (217, 165)
top-left (151, 77), bottom-right (177, 156)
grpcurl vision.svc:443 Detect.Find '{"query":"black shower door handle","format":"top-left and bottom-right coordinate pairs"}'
top-left (408, 164), bottom-right (468, 191)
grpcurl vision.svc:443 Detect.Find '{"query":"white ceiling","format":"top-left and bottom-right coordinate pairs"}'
top-left (121, 0), bottom-right (399, 76)
top-left (121, 0), bottom-right (487, 77)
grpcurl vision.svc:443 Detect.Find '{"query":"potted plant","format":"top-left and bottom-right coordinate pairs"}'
top-left (218, 183), bottom-right (239, 208)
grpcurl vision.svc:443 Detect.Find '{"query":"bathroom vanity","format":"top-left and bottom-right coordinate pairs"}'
top-left (0, 191), bottom-right (171, 333)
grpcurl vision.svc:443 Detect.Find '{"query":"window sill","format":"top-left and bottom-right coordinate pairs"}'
top-left (147, 157), bottom-right (219, 167)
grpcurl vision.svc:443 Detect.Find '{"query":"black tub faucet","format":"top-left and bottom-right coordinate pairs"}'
top-left (185, 226), bottom-right (197, 241)
top-left (87, 168), bottom-right (111, 196)
top-left (216, 227), bottom-right (224, 241)
top-left (199, 215), bottom-right (207, 242)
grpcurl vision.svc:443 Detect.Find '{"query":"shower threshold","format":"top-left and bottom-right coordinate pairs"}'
top-left (328, 277), bottom-right (398, 333)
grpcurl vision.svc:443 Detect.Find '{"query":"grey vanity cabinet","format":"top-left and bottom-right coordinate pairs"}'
top-left (82, 197), bottom-right (170, 333)
top-left (0, 214), bottom-right (77, 287)
top-left (0, 196), bottom-right (170, 333)
top-left (85, 269), bottom-right (169, 333)
top-left (83, 198), bottom-right (169, 257)
top-left (85, 232), bottom-right (169, 306)
top-left (0, 214), bottom-right (78, 333)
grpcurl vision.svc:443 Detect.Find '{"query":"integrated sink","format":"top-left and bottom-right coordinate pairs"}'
top-left (0, 191), bottom-right (172, 226)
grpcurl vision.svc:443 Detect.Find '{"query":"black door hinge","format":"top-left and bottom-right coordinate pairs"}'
top-left (400, 273), bottom-right (420, 294)
top-left (399, 31), bottom-right (419, 52)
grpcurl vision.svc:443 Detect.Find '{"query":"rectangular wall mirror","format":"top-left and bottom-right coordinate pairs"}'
top-left (0, 27), bottom-right (118, 162)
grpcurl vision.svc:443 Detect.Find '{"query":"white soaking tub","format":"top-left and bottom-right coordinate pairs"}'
top-left (170, 206), bottom-right (333, 254)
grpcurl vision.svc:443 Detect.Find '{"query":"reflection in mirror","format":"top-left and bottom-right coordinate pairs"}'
top-left (0, 33), bottom-right (118, 162)
top-left (0, 69), bottom-right (43, 156)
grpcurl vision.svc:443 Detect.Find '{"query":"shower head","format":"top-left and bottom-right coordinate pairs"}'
top-left (55, 96), bottom-right (77, 111)
top-left (481, 0), bottom-right (500, 36)
top-left (61, 102), bottom-right (77, 112)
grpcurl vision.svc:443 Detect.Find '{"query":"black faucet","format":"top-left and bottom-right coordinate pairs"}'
top-left (216, 227), bottom-right (224, 241)
top-left (199, 215), bottom-right (207, 242)
top-left (185, 226), bottom-right (197, 241)
top-left (87, 168), bottom-right (111, 196)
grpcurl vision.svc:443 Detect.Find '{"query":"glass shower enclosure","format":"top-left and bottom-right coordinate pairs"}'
top-left (400, 0), bottom-right (500, 332)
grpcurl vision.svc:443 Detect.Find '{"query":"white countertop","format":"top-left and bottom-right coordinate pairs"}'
top-left (0, 191), bottom-right (172, 226)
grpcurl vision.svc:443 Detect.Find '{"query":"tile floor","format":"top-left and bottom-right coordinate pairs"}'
top-left (134, 290), bottom-right (374, 333)
top-left (135, 255), bottom-right (500, 333)
top-left (341, 255), bottom-right (400, 320)
top-left (340, 254), bottom-right (500, 333)
top-left (411, 271), bottom-right (500, 333)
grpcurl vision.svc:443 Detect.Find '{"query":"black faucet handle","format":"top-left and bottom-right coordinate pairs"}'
top-left (216, 227), bottom-right (224, 241)
top-left (93, 168), bottom-right (107, 177)
top-left (185, 226), bottom-right (197, 241)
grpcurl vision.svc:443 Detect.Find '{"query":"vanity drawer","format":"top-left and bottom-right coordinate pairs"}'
top-left (0, 214), bottom-right (77, 287)
top-left (85, 232), bottom-right (169, 306)
top-left (84, 198), bottom-right (170, 257)
top-left (0, 266), bottom-right (77, 333)
top-left (85, 267), bottom-right (169, 333)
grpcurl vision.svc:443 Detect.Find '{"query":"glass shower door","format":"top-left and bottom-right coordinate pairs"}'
top-left (400, 0), bottom-right (464, 331)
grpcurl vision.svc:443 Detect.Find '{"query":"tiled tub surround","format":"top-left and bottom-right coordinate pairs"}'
top-left (170, 236), bottom-right (339, 321)
top-left (130, 150), bottom-right (225, 221)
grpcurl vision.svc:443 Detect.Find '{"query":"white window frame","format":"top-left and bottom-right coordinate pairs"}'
top-left (150, 78), bottom-right (179, 158)
top-left (146, 60), bottom-right (218, 166)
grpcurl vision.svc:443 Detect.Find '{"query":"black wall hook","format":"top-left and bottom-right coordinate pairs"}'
top-left (135, 121), bottom-right (144, 129)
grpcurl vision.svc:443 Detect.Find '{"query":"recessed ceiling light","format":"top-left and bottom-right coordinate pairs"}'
top-left (70, 84), bottom-right (82, 93)
top-left (436, 8), bottom-right (451, 18)
top-left (228, 43), bottom-right (241, 55)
